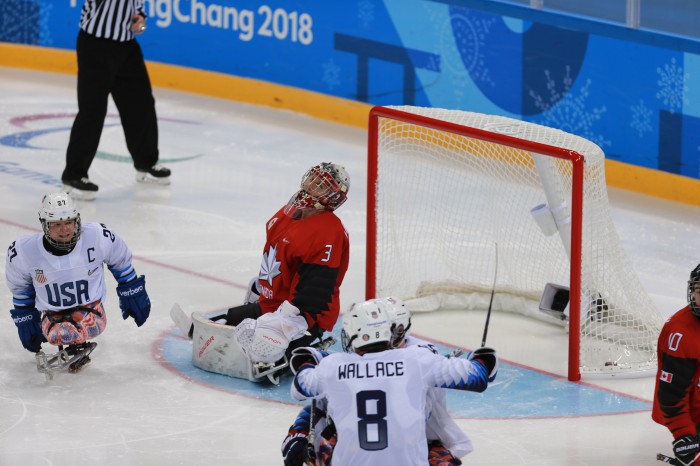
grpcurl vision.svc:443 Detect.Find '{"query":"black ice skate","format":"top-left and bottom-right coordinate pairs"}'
top-left (35, 342), bottom-right (98, 381)
top-left (62, 177), bottom-right (98, 201)
top-left (135, 164), bottom-right (171, 185)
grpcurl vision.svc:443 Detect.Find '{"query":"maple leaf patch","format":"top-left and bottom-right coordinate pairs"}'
top-left (260, 244), bottom-right (282, 287)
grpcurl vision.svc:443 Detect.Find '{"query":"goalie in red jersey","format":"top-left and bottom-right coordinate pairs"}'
top-left (653, 263), bottom-right (700, 466)
top-left (172, 162), bottom-right (350, 382)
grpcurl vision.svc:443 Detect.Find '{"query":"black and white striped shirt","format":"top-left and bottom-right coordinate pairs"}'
top-left (79, 0), bottom-right (146, 42)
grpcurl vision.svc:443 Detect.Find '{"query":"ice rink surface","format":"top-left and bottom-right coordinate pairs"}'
top-left (1, 67), bottom-right (699, 465)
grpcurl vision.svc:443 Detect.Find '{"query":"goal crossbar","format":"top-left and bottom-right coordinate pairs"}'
top-left (366, 105), bottom-right (660, 382)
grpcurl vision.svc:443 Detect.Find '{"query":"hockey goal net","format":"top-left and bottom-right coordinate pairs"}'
top-left (366, 105), bottom-right (663, 381)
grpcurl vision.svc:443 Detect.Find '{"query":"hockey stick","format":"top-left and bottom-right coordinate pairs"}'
top-left (448, 242), bottom-right (499, 359)
top-left (170, 303), bottom-right (193, 336)
top-left (304, 398), bottom-right (317, 466)
top-left (657, 453), bottom-right (682, 465)
top-left (481, 242), bottom-right (499, 347)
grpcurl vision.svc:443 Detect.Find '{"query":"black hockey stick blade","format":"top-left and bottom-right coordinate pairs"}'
top-left (657, 452), bottom-right (682, 465)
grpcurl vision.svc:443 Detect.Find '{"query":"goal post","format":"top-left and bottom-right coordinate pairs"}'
top-left (366, 105), bottom-right (663, 381)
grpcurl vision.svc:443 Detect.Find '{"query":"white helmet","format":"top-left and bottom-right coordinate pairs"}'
top-left (39, 192), bottom-right (81, 251)
top-left (341, 299), bottom-right (392, 353)
top-left (284, 162), bottom-right (350, 218)
top-left (378, 296), bottom-right (412, 348)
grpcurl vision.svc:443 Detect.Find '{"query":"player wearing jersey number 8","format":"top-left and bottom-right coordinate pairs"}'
top-left (290, 299), bottom-right (497, 466)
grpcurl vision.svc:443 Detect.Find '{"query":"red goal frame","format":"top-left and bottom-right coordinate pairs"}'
top-left (366, 105), bottom-right (586, 381)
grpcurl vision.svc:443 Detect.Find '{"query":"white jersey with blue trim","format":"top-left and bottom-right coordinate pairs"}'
top-left (292, 345), bottom-right (488, 466)
top-left (404, 336), bottom-right (474, 458)
top-left (5, 222), bottom-right (134, 312)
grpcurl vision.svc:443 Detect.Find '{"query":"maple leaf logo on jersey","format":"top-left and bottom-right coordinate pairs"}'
top-left (260, 244), bottom-right (282, 287)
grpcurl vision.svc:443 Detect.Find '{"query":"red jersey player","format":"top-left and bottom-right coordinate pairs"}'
top-left (173, 162), bottom-right (350, 382)
top-left (653, 263), bottom-right (700, 466)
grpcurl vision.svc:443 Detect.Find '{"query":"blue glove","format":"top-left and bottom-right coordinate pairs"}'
top-left (116, 275), bottom-right (151, 327)
top-left (10, 307), bottom-right (46, 353)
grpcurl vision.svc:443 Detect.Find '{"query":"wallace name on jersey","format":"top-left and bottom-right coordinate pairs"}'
top-left (338, 360), bottom-right (406, 380)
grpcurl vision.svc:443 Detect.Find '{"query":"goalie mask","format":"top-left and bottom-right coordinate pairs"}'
top-left (378, 296), bottom-right (412, 348)
top-left (341, 300), bottom-right (392, 354)
top-left (284, 162), bottom-right (350, 218)
top-left (39, 192), bottom-right (82, 251)
top-left (690, 263), bottom-right (700, 317)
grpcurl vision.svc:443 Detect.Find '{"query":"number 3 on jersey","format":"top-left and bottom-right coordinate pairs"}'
top-left (357, 390), bottom-right (388, 450)
top-left (322, 244), bottom-right (332, 262)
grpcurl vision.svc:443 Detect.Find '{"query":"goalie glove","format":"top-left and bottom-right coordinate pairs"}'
top-left (235, 300), bottom-right (308, 363)
top-left (243, 276), bottom-right (260, 305)
top-left (290, 347), bottom-right (328, 374)
top-left (673, 435), bottom-right (700, 466)
top-left (468, 347), bottom-right (498, 382)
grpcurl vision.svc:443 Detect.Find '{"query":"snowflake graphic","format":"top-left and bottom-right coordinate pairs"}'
top-left (433, 7), bottom-right (495, 86)
top-left (630, 99), bottom-right (653, 137)
top-left (357, 0), bottom-right (375, 29)
top-left (39, 3), bottom-right (54, 46)
top-left (322, 59), bottom-right (341, 91)
top-left (260, 244), bottom-right (282, 287)
top-left (656, 57), bottom-right (688, 114)
top-left (0, 1), bottom-right (48, 44)
top-left (529, 66), bottom-right (610, 147)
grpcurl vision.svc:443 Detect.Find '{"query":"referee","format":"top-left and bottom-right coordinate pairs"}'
top-left (62, 0), bottom-right (171, 201)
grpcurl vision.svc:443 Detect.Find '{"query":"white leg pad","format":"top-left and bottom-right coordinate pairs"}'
top-left (191, 312), bottom-right (258, 382)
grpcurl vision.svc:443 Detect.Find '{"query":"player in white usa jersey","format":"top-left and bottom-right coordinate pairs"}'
top-left (289, 299), bottom-right (497, 466)
top-left (281, 297), bottom-right (474, 466)
top-left (5, 192), bottom-right (152, 363)
top-left (381, 297), bottom-right (473, 464)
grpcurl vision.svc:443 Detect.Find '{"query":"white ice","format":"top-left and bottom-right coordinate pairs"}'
top-left (0, 67), bottom-right (699, 465)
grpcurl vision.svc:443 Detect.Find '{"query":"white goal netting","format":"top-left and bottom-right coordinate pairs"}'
top-left (369, 105), bottom-right (663, 379)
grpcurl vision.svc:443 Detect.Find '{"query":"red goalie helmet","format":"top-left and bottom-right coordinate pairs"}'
top-left (689, 263), bottom-right (700, 317)
top-left (284, 162), bottom-right (350, 218)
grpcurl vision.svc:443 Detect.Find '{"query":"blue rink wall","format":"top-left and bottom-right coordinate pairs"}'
top-left (0, 0), bottom-right (698, 204)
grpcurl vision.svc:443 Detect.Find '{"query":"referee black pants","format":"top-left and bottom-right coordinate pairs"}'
top-left (63, 30), bottom-right (159, 181)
